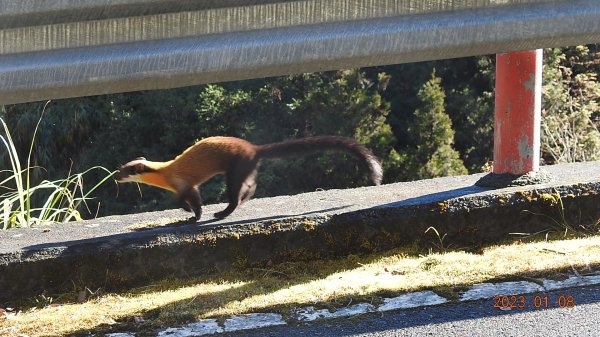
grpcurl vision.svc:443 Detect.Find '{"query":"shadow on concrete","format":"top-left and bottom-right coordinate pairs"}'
top-left (22, 205), bottom-right (352, 252)
top-left (202, 205), bottom-right (352, 228)
top-left (373, 185), bottom-right (488, 209)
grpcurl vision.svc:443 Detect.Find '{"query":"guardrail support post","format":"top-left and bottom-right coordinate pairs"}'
top-left (493, 49), bottom-right (542, 175)
top-left (476, 49), bottom-right (550, 187)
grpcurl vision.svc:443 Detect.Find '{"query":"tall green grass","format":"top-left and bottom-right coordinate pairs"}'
top-left (1, 103), bottom-right (115, 229)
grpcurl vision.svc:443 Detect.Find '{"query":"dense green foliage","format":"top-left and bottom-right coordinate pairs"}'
top-left (1, 46), bottom-right (598, 219)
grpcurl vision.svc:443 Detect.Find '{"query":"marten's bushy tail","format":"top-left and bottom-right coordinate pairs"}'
top-left (255, 136), bottom-right (383, 185)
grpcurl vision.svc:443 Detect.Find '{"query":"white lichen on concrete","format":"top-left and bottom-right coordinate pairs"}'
top-left (292, 303), bottom-right (376, 322)
top-left (460, 281), bottom-right (544, 301)
top-left (543, 274), bottom-right (600, 291)
top-left (378, 291), bottom-right (448, 312)
top-left (157, 319), bottom-right (223, 337)
top-left (292, 306), bottom-right (334, 321)
top-left (223, 313), bottom-right (285, 332)
top-left (330, 303), bottom-right (377, 318)
top-left (105, 334), bottom-right (136, 337)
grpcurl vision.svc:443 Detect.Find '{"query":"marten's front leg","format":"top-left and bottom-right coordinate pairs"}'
top-left (178, 186), bottom-right (203, 221)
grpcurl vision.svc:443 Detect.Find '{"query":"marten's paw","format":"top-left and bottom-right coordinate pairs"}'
top-left (180, 201), bottom-right (192, 212)
top-left (213, 211), bottom-right (227, 220)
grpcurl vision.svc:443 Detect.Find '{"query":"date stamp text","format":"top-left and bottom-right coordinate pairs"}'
top-left (493, 294), bottom-right (575, 310)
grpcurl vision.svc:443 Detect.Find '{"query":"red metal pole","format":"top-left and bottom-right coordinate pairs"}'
top-left (493, 49), bottom-right (542, 175)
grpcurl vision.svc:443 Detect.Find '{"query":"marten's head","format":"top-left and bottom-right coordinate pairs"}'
top-left (115, 157), bottom-right (154, 183)
top-left (115, 157), bottom-right (175, 191)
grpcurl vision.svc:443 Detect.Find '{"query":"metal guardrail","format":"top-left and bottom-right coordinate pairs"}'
top-left (1, 0), bottom-right (599, 105)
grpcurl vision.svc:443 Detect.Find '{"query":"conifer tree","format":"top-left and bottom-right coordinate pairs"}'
top-left (405, 70), bottom-right (468, 179)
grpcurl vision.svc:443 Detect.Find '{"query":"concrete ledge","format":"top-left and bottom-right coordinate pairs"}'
top-left (1, 161), bottom-right (599, 304)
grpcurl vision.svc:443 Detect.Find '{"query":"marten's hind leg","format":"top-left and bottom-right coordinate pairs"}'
top-left (240, 170), bottom-right (257, 204)
top-left (214, 159), bottom-right (257, 219)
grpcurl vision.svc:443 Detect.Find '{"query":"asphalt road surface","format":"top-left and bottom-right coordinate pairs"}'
top-left (217, 285), bottom-right (600, 337)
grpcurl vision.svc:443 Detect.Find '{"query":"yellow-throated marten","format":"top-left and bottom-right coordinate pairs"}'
top-left (115, 136), bottom-right (382, 220)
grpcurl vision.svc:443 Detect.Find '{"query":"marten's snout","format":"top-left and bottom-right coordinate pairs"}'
top-left (114, 165), bottom-right (129, 182)
top-left (114, 164), bottom-right (135, 183)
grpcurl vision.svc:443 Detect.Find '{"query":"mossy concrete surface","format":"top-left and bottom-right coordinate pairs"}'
top-left (1, 161), bottom-right (600, 304)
